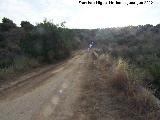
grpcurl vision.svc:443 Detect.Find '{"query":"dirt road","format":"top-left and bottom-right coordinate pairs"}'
top-left (0, 51), bottom-right (88, 120)
top-left (1, 51), bottom-right (160, 120)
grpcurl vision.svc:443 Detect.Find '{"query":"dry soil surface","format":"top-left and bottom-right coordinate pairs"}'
top-left (0, 51), bottom-right (88, 120)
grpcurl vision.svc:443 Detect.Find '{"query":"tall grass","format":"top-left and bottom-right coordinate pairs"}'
top-left (94, 51), bottom-right (160, 119)
top-left (148, 63), bottom-right (160, 82)
top-left (0, 56), bottom-right (40, 81)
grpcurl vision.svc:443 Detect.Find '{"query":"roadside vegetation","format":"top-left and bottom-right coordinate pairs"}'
top-left (94, 25), bottom-right (160, 98)
top-left (1, 17), bottom-right (160, 100)
top-left (99, 51), bottom-right (160, 120)
top-left (73, 50), bottom-right (160, 120)
top-left (0, 17), bottom-right (80, 83)
top-left (72, 24), bottom-right (160, 119)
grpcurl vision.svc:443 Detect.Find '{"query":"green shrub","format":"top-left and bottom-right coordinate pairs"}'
top-left (20, 20), bottom-right (75, 63)
top-left (13, 56), bottom-right (40, 71)
top-left (116, 58), bottom-right (145, 85)
top-left (0, 56), bottom-right (40, 80)
top-left (148, 63), bottom-right (160, 85)
top-left (148, 63), bottom-right (160, 79)
top-left (0, 57), bottom-right (13, 69)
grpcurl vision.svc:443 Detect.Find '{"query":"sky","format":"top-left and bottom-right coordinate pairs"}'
top-left (0, 0), bottom-right (160, 29)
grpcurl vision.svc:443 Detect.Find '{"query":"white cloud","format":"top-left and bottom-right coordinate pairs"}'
top-left (0, 0), bottom-right (40, 25)
top-left (67, 0), bottom-right (160, 28)
top-left (0, 0), bottom-right (160, 28)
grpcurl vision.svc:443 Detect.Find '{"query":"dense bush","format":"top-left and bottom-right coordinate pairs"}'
top-left (0, 17), bottom-right (80, 80)
top-left (0, 17), bottom-right (16, 32)
top-left (94, 24), bottom-right (160, 98)
top-left (20, 20), bottom-right (76, 62)
top-left (21, 21), bottom-right (34, 31)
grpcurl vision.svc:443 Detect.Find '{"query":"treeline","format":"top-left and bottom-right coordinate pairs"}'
top-left (94, 24), bottom-right (160, 97)
top-left (0, 18), bottom-right (80, 80)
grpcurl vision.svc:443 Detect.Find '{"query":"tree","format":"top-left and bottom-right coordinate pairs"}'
top-left (0, 32), bottom-right (5, 47)
top-left (60, 21), bottom-right (66, 28)
top-left (0, 17), bottom-right (17, 31)
top-left (20, 20), bottom-right (75, 63)
top-left (21, 21), bottom-right (34, 31)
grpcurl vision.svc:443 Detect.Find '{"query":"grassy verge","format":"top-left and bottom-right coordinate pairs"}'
top-left (0, 56), bottom-right (40, 85)
top-left (73, 51), bottom-right (160, 120)
top-left (98, 51), bottom-right (160, 119)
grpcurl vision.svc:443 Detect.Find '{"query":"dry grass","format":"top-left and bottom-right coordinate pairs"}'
top-left (0, 57), bottom-right (40, 86)
top-left (109, 68), bottom-right (160, 119)
top-left (99, 52), bottom-right (160, 120)
top-left (73, 51), bottom-right (160, 120)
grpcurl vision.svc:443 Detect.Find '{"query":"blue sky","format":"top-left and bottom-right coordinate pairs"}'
top-left (0, 0), bottom-right (160, 28)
